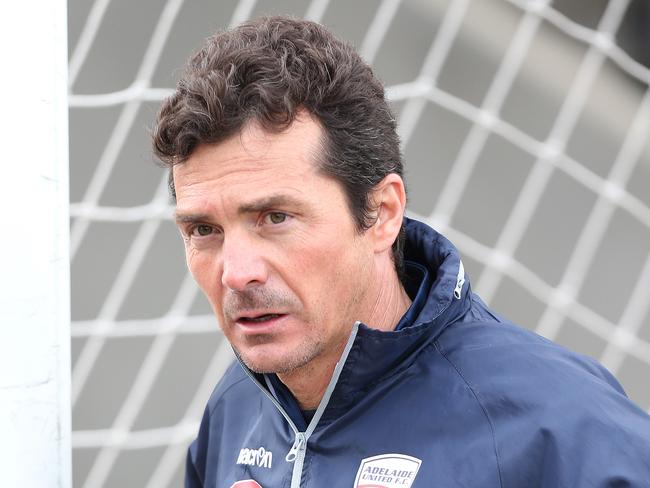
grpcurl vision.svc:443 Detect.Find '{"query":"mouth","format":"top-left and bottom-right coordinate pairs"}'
top-left (237, 313), bottom-right (285, 324)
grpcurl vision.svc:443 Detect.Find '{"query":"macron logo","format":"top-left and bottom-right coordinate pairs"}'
top-left (237, 447), bottom-right (273, 469)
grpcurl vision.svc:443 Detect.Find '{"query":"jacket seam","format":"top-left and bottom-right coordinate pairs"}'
top-left (434, 339), bottom-right (505, 488)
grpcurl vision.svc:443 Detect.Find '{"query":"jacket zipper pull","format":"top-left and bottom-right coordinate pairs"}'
top-left (454, 260), bottom-right (465, 299)
top-left (285, 433), bottom-right (306, 463)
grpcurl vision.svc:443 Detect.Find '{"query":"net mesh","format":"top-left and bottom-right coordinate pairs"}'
top-left (68, 0), bottom-right (650, 486)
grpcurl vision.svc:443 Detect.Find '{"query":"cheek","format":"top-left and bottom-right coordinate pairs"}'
top-left (292, 239), bottom-right (360, 296)
top-left (186, 248), bottom-right (220, 297)
top-left (184, 246), bottom-right (199, 277)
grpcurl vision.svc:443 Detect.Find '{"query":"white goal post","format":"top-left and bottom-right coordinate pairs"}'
top-left (0, 1), bottom-right (71, 487)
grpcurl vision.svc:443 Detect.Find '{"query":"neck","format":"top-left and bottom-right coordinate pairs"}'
top-left (364, 264), bottom-right (413, 333)
top-left (278, 263), bottom-right (412, 410)
top-left (277, 356), bottom-right (337, 410)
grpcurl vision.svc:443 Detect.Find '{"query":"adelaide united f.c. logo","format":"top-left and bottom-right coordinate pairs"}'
top-left (354, 453), bottom-right (422, 488)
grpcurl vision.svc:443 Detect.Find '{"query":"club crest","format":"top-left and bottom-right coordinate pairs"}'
top-left (353, 453), bottom-right (422, 488)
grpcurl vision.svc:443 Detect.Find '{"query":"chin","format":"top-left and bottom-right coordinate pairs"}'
top-left (236, 342), bottom-right (323, 375)
top-left (239, 351), bottom-right (303, 375)
top-left (236, 350), bottom-right (279, 373)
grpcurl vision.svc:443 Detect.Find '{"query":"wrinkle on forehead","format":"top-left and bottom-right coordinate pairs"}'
top-left (172, 112), bottom-right (329, 216)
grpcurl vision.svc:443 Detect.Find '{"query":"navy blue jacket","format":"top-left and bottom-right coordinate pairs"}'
top-left (186, 218), bottom-right (650, 487)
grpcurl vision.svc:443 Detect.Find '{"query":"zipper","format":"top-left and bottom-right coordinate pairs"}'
top-left (286, 432), bottom-right (307, 488)
top-left (236, 322), bottom-right (361, 488)
top-left (285, 432), bottom-right (306, 462)
top-left (454, 259), bottom-right (465, 299)
top-left (238, 358), bottom-right (301, 437)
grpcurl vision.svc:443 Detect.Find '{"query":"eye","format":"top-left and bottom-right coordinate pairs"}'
top-left (264, 212), bottom-right (289, 225)
top-left (191, 224), bottom-right (215, 237)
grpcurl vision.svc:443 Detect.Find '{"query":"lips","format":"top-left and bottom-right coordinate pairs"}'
top-left (238, 313), bottom-right (284, 324)
top-left (234, 313), bottom-right (287, 335)
top-left (234, 310), bottom-right (289, 328)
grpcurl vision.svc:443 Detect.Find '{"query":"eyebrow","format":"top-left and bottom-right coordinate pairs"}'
top-left (173, 212), bottom-right (210, 224)
top-left (237, 194), bottom-right (305, 214)
top-left (173, 194), bottom-right (305, 224)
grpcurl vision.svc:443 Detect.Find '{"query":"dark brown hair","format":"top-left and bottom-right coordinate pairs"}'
top-left (152, 15), bottom-right (406, 275)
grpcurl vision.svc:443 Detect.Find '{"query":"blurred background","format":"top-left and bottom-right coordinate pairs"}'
top-left (67, 0), bottom-right (650, 486)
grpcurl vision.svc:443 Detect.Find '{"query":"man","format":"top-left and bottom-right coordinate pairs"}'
top-left (152, 16), bottom-right (650, 488)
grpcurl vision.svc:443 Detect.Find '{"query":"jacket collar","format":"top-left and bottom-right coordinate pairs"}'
top-left (320, 218), bottom-right (472, 420)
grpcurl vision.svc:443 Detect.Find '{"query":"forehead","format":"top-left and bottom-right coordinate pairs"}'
top-left (172, 114), bottom-right (332, 210)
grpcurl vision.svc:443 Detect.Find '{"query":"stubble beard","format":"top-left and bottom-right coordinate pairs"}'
top-left (221, 286), bottom-right (327, 375)
top-left (234, 330), bottom-right (327, 375)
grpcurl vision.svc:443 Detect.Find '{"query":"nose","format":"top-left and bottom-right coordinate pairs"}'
top-left (220, 234), bottom-right (269, 291)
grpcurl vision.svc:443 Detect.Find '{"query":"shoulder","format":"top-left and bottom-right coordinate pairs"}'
top-left (437, 294), bottom-right (623, 394)
top-left (434, 295), bottom-right (650, 485)
top-left (204, 360), bottom-right (259, 418)
top-left (435, 295), bottom-right (635, 418)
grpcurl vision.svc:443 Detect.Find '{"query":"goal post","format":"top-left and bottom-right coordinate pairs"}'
top-left (0, 1), bottom-right (71, 487)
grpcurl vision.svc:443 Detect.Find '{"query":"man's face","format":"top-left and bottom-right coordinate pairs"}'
top-left (173, 115), bottom-right (375, 374)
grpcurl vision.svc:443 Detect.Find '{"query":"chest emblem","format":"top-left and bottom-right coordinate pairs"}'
top-left (353, 453), bottom-right (422, 488)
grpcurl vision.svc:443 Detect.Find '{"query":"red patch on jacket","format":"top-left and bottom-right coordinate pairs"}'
top-left (231, 480), bottom-right (262, 488)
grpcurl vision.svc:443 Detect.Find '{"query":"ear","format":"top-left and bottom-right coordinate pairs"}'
top-left (368, 173), bottom-right (406, 254)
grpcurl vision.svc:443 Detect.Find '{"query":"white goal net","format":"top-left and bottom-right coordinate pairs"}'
top-left (68, 0), bottom-right (650, 486)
